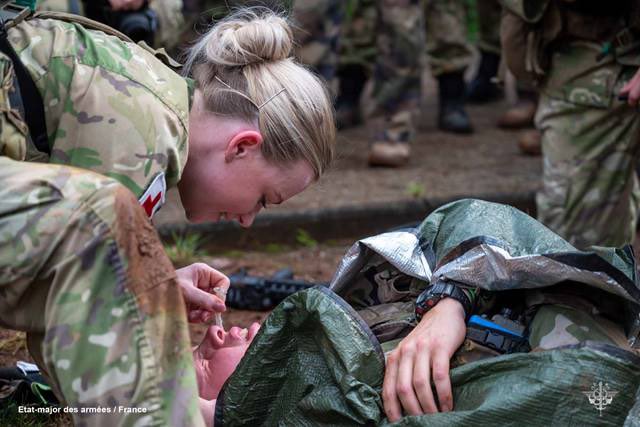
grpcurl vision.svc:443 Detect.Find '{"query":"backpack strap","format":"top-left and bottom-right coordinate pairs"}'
top-left (0, 2), bottom-right (49, 155)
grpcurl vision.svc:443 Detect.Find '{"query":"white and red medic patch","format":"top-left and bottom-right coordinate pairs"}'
top-left (138, 172), bottom-right (166, 218)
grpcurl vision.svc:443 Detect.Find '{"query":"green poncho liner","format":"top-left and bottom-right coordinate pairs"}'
top-left (215, 199), bottom-right (640, 426)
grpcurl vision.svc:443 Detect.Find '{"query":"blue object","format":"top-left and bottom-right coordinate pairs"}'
top-left (468, 315), bottom-right (525, 339)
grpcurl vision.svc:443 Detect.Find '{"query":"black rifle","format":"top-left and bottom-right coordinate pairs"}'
top-left (227, 268), bottom-right (321, 310)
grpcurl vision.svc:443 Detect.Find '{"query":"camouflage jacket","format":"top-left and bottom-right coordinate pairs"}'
top-left (3, 17), bottom-right (189, 217)
top-left (500, 0), bottom-right (640, 85)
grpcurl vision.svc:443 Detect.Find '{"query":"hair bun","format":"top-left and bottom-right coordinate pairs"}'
top-left (205, 10), bottom-right (293, 67)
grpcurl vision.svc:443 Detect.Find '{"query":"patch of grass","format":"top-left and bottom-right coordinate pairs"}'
top-left (264, 243), bottom-right (288, 254)
top-left (405, 181), bottom-right (426, 199)
top-left (222, 250), bottom-right (244, 258)
top-left (0, 331), bottom-right (26, 355)
top-left (295, 229), bottom-right (318, 248)
top-left (164, 232), bottom-right (207, 267)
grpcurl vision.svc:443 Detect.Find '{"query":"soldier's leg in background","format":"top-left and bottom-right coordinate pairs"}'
top-left (424, 0), bottom-right (474, 133)
top-left (150, 0), bottom-right (185, 51)
top-left (529, 305), bottom-right (630, 351)
top-left (467, 0), bottom-right (501, 103)
top-left (292, 0), bottom-right (343, 96)
top-left (535, 93), bottom-right (640, 249)
top-left (335, 0), bottom-right (376, 129)
top-left (367, 0), bottom-right (424, 167)
top-left (0, 158), bottom-right (203, 426)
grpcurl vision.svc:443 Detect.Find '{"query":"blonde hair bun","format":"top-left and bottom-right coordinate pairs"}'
top-left (205, 9), bottom-right (293, 67)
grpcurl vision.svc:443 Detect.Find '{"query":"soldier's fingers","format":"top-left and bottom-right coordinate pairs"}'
top-left (630, 84), bottom-right (640, 107)
top-left (382, 351), bottom-right (402, 422)
top-left (188, 309), bottom-right (203, 323)
top-left (198, 265), bottom-right (230, 292)
top-left (413, 343), bottom-right (437, 414)
top-left (396, 344), bottom-right (423, 416)
top-left (432, 352), bottom-right (453, 412)
top-left (185, 286), bottom-right (226, 313)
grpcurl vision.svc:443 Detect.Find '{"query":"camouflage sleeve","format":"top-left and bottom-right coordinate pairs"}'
top-left (10, 18), bottom-right (189, 218)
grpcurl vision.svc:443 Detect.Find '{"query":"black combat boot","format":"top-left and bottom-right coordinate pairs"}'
top-left (438, 72), bottom-right (473, 134)
top-left (467, 50), bottom-right (501, 103)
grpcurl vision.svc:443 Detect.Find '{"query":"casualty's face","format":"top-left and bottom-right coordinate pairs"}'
top-left (195, 322), bottom-right (261, 400)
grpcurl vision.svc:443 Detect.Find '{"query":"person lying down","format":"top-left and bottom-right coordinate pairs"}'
top-left (194, 199), bottom-right (640, 426)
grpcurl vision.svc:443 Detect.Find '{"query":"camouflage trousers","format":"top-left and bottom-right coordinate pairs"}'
top-left (0, 158), bottom-right (204, 426)
top-left (368, 0), bottom-right (472, 143)
top-left (291, 0), bottom-right (343, 96)
top-left (535, 42), bottom-right (640, 249)
top-left (475, 0), bottom-right (501, 55)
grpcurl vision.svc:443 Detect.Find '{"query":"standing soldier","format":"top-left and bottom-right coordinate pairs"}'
top-left (501, 0), bottom-right (640, 248)
top-left (291, 0), bottom-right (343, 96)
top-left (367, 0), bottom-right (475, 167)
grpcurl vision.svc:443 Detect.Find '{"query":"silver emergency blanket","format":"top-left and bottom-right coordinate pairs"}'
top-left (330, 199), bottom-right (640, 345)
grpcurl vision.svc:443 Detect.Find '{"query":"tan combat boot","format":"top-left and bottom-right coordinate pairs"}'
top-left (368, 110), bottom-right (413, 167)
top-left (497, 99), bottom-right (537, 129)
top-left (518, 129), bottom-right (542, 156)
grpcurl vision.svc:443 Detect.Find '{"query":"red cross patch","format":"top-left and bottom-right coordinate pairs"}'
top-left (138, 172), bottom-right (166, 218)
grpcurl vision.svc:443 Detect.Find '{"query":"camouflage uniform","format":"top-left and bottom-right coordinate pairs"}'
top-left (150, 0), bottom-right (185, 51)
top-left (364, 0), bottom-right (473, 165)
top-left (501, 0), bottom-right (640, 249)
top-left (475, 0), bottom-right (501, 56)
top-left (291, 0), bottom-right (342, 95)
top-left (339, 257), bottom-right (629, 366)
top-left (0, 17), bottom-right (203, 425)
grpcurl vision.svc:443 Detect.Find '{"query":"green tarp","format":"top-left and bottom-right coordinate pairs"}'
top-left (216, 199), bottom-right (640, 426)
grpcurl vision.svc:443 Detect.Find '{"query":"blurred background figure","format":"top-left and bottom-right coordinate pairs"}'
top-left (37, 0), bottom-right (184, 51)
top-left (502, 0), bottom-right (640, 248)
top-left (363, 0), bottom-right (475, 168)
top-left (467, 0), bottom-right (541, 157)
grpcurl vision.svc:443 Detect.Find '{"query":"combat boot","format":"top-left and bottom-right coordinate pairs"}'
top-left (368, 111), bottom-right (412, 167)
top-left (438, 72), bottom-right (473, 134)
top-left (467, 50), bottom-right (501, 103)
top-left (518, 129), bottom-right (542, 156)
top-left (497, 98), bottom-right (537, 129)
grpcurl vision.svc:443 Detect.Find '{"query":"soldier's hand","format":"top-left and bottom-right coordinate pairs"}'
top-left (620, 67), bottom-right (640, 107)
top-left (176, 263), bottom-right (229, 323)
top-left (382, 298), bottom-right (466, 422)
top-left (108, 0), bottom-right (146, 11)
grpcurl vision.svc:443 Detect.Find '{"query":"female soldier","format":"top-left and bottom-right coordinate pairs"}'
top-left (0, 7), bottom-right (335, 426)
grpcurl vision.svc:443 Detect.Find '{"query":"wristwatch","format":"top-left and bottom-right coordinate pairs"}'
top-left (415, 280), bottom-right (474, 321)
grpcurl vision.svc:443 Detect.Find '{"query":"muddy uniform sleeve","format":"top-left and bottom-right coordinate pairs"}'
top-left (8, 18), bottom-right (189, 218)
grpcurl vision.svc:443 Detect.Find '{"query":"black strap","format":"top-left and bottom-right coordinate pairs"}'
top-left (0, 22), bottom-right (49, 155)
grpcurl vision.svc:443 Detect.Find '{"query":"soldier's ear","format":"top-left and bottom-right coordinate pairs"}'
top-left (224, 130), bottom-right (263, 162)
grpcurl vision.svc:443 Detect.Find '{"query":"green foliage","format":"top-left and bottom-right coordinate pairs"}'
top-left (164, 232), bottom-right (207, 267)
top-left (466, 0), bottom-right (478, 43)
top-left (222, 250), bottom-right (244, 258)
top-left (264, 243), bottom-right (288, 254)
top-left (405, 181), bottom-right (426, 199)
top-left (295, 228), bottom-right (318, 248)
